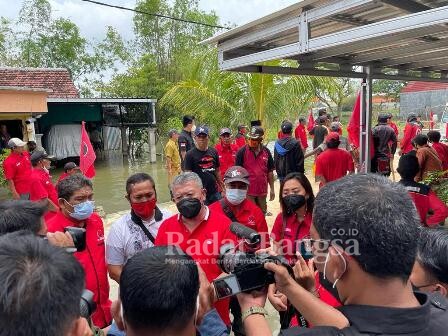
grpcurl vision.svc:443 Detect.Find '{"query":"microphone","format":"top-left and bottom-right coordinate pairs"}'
top-left (230, 222), bottom-right (261, 246)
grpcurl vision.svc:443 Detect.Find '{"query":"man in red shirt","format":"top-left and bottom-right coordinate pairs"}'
top-left (29, 150), bottom-right (58, 221)
top-left (234, 124), bottom-right (247, 149)
top-left (387, 113), bottom-right (399, 136)
top-left (428, 130), bottom-right (448, 171)
top-left (215, 128), bottom-right (238, 181)
top-left (235, 126), bottom-right (275, 215)
top-left (155, 172), bottom-right (236, 326)
top-left (294, 117), bottom-right (308, 152)
top-left (209, 165), bottom-right (269, 335)
top-left (2, 138), bottom-right (31, 199)
top-left (400, 113), bottom-right (421, 155)
top-left (57, 162), bottom-right (81, 185)
top-left (47, 174), bottom-right (112, 328)
top-left (315, 132), bottom-right (354, 188)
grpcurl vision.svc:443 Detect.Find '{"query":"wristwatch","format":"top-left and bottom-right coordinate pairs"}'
top-left (242, 306), bottom-right (268, 321)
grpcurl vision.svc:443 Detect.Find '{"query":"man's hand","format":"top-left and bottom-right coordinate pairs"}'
top-left (269, 189), bottom-right (275, 201)
top-left (264, 261), bottom-right (295, 294)
top-left (267, 284), bottom-right (287, 311)
top-left (293, 255), bottom-right (316, 292)
top-left (46, 231), bottom-right (75, 248)
top-left (12, 191), bottom-right (20, 200)
top-left (197, 264), bottom-right (214, 324)
top-left (78, 317), bottom-right (94, 336)
top-left (237, 287), bottom-right (268, 311)
top-left (111, 299), bottom-right (125, 331)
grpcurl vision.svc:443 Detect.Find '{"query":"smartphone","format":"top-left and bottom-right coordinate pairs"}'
top-left (213, 274), bottom-right (241, 300)
top-left (299, 240), bottom-right (314, 261)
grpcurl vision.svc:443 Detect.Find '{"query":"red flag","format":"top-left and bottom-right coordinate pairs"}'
top-left (80, 121), bottom-right (96, 178)
top-left (347, 92), bottom-right (361, 148)
top-left (307, 109), bottom-right (315, 132)
top-left (430, 110), bottom-right (434, 129)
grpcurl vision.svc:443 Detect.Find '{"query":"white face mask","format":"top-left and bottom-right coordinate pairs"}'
top-left (323, 247), bottom-right (347, 288)
top-left (226, 188), bottom-right (247, 205)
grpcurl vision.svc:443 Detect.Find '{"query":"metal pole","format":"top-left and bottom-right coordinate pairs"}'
top-left (365, 66), bottom-right (373, 173)
top-left (360, 74), bottom-right (367, 172)
top-left (147, 103), bottom-right (157, 163)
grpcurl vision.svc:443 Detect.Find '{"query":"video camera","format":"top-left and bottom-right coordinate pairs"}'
top-left (64, 226), bottom-right (87, 253)
top-left (213, 223), bottom-right (292, 300)
top-left (80, 289), bottom-right (96, 319)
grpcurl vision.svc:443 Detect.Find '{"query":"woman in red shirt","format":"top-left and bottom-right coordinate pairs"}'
top-left (269, 172), bottom-right (314, 328)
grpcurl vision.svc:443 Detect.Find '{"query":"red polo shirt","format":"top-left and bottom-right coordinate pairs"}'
top-left (270, 212), bottom-right (312, 265)
top-left (215, 143), bottom-right (238, 180)
top-left (235, 134), bottom-right (246, 149)
top-left (29, 168), bottom-right (59, 221)
top-left (294, 124), bottom-right (308, 150)
top-left (2, 151), bottom-right (31, 194)
top-left (235, 145), bottom-right (274, 197)
top-left (315, 148), bottom-right (354, 187)
top-left (47, 212), bottom-right (112, 327)
top-left (155, 208), bottom-right (236, 325)
top-left (209, 198), bottom-right (269, 248)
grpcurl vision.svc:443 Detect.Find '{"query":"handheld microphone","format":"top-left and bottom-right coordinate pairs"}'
top-left (230, 222), bottom-right (261, 246)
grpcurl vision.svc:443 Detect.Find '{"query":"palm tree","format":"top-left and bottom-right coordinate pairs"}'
top-left (159, 48), bottom-right (335, 134)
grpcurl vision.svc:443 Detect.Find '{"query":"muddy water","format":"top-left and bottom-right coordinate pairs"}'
top-left (52, 152), bottom-right (172, 215)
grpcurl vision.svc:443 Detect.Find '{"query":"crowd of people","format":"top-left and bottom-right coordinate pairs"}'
top-left (0, 110), bottom-right (447, 336)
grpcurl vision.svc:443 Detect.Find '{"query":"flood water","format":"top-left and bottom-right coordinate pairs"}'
top-left (53, 151), bottom-right (172, 215)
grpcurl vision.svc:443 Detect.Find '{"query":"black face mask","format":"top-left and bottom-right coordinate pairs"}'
top-left (177, 198), bottom-right (202, 219)
top-left (283, 194), bottom-right (306, 214)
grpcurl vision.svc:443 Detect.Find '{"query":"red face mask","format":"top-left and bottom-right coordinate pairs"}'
top-left (131, 198), bottom-right (156, 219)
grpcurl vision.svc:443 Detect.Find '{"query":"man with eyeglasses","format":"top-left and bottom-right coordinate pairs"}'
top-left (184, 125), bottom-right (224, 205)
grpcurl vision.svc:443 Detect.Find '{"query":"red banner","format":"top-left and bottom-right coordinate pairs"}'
top-left (80, 121), bottom-right (96, 178)
top-left (307, 109), bottom-right (315, 132)
top-left (347, 92), bottom-right (361, 148)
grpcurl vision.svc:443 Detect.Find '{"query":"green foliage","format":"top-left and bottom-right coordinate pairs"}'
top-left (372, 79), bottom-right (407, 100)
top-left (0, 150), bottom-right (10, 188)
top-left (1, 0), bottom-right (128, 94)
top-left (422, 170), bottom-right (448, 204)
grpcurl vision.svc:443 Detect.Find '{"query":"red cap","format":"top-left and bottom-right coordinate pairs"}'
top-left (326, 132), bottom-right (340, 143)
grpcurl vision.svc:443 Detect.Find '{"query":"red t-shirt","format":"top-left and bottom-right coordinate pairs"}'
top-left (47, 212), bottom-right (112, 327)
top-left (155, 208), bottom-right (236, 325)
top-left (432, 142), bottom-right (448, 171)
top-left (315, 148), bottom-right (354, 187)
top-left (57, 172), bottom-right (70, 185)
top-left (215, 143), bottom-right (238, 180)
top-left (209, 198), bottom-right (270, 248)
top-left (29, 168), bottom-right (59, 221)
top-left (270, 212), bottom-right (312, 265)
top-left (2, 151), bottom-right (32, 194)
top-left (294, 124), bottom-right (308, 149)
top-left (235, 134), bottom-right (246, 149)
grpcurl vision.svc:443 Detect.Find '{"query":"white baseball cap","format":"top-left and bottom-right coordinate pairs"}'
top-left (7, 138), bottom-right (27, 148)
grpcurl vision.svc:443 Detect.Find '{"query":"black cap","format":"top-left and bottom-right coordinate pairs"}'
top-left (248, 126), bottom-right (264, 139)
top-left (223, 166), bottom-right (250, 184)
top-left (378, 113), bottom-right (389, 123)
top-left (194, 125), bottom-right (209, 136)
top-left (281, 121), bottom-right (293, 134)
top-left (64, 162), bottom-right (79, 171)
top-left (30, 150), bottom-right (55, 163)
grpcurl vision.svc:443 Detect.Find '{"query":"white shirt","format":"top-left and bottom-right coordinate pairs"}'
top-left (106, 208), bottom-right (171, 266)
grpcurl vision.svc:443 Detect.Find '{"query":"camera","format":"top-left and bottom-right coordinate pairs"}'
top-left (80, 289), bottom-right (96, 319)
top-left (212, 223), bottom-right (292, 300)
top-left (64, 226), bottom-right (87, 252)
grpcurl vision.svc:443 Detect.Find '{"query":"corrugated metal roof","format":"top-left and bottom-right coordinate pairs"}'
top-left (206, 0), bottom-right (448, 82)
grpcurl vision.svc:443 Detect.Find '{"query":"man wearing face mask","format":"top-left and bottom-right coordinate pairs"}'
top-left (106, 173), bottom-right (171, 284)
top-left (155, 172), bottom-right (236, 326)
top-left (29, 150), bottom-right (59, 221)
top-left (47, 174), bottom-right (112, 328)
top-left (209, 166), bottom-right (269, 335)
top-left (247, 174), bottom-right (448, 336)
top-left (235, 126), bottom-right (275, 215)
